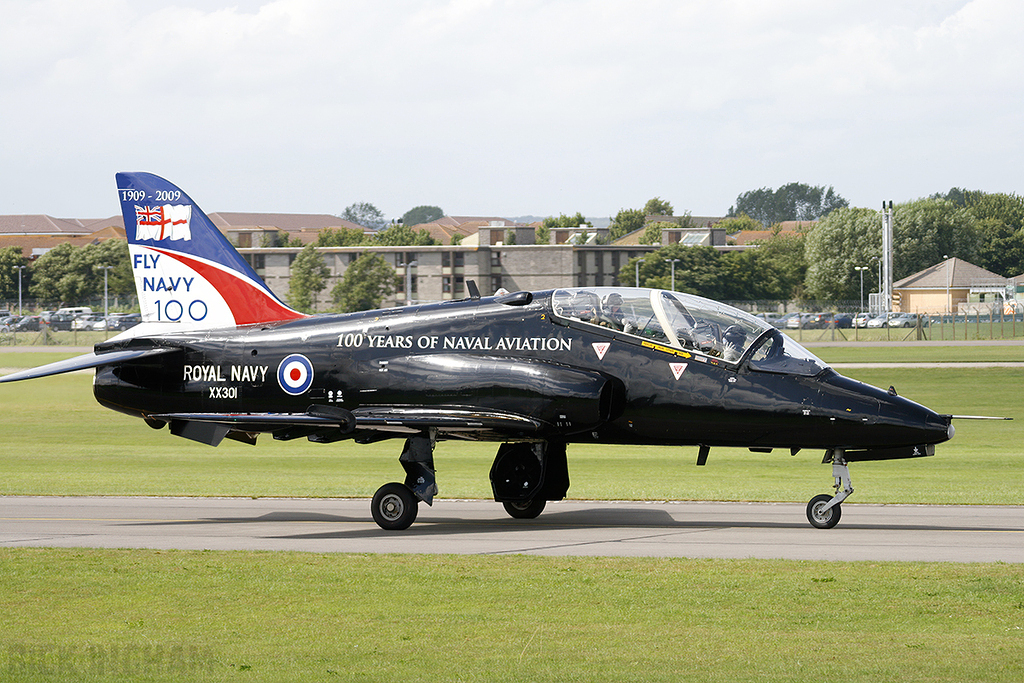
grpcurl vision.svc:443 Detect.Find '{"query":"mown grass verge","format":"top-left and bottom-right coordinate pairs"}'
top-left (2, 549), bottom-right (1022, 683)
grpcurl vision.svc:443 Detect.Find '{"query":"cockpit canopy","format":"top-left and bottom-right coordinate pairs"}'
top-left (550, 287), bottom-right (827, 376)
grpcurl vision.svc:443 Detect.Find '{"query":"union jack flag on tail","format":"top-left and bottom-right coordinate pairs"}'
top-left (135, 204), bottom-right (192, 241)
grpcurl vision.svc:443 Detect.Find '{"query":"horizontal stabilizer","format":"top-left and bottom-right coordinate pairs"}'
top-left (0, 347), bottom-right (177, 383)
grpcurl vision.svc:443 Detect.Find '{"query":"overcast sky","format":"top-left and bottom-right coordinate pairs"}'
top-left (2, 0), bottom-right (1021, 221)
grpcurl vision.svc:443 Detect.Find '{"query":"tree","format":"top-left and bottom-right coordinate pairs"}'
top-left (88, 239), bottom-right (134, 298)
top-left (967, 193), bottom-right (1024, 277)
top-left (341, 202), bottom-right (387, 231)
top-left (534, 223), bottom-right (549, 245)
top-left (729, 183), bottom-right (848, 225)
top-left (804, 199), bottom-right (979, 302)
top-left (287, 244), bottom-right (330, 313)
top-left (608, 208), bottom-right (645, 241)
top-left (892, 198), bottom-right (979, 280)
top-left (540, 213), bottom-right (591, 244)
top-left (316, 227), bottom-right (367, 247)
top-left (261, 231), bottom-right (304, 247)
top-left (332, 252), bottom-right (400, 312)
top-left (618, 244), bottom-right (728, 299)
top-left (29, 243), bottom-right (79, 304)
top-left (803, 207), bottom-right (885, 302)
top-left (401, 205), bottom-right (444, 226)
top-left (643, 197), bottom-right (674, 217)
top-left (932, 187), bottom-right (986, 207)
top-left (541, 212), bottom-right (591, 230)
top-left (639, 221), bottom-right (670, 245)
top-left (729, 231), bottom-right (808, 301)
top-left (372, 224), bottom-right (439, 246)
top-left (28, 240), bottom-right (132, 305)
top-left (715, 213), bottom-right (762, 236)
top-left (0, 247), bottom-right (28, 300)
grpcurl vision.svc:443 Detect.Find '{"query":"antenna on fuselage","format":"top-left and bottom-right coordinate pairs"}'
top-left (467, 280), bottom-right (481, 300)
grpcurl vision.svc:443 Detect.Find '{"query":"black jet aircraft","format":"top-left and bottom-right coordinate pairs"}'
top-left (1, 172), bottom-right (962, 530)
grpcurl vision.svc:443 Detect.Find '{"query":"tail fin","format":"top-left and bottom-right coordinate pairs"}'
top-left (116, 172), bottom-right (305, 331)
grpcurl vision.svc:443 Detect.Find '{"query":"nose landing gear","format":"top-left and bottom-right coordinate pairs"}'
top-left (806, 449), bottom-right (853, 529)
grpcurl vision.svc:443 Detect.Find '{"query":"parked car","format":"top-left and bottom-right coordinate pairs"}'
top-left (887, 312), bottom-right (929, 328)
top-left (852, 312), bottom-right (872, 328)
top-left (806, 312), bottom-right (852, 329)
top-left (72, 314), bottom-right (105, 331)
top-left (44, 313), bottom-right (76, 331)
top-left (786, 313), bottom-right (814, 329)
top-left (832, 313), bottom-right (854, 329)
top-left (866, 314), bottom-right (890, 328)
top-left (107, 313), bottom-right (141, 331)
top-left (773, 313), bottom-right (800, 329)
top-left (14, 315), bottom-right (42, 332)
top-left (754, 312), bottom-right (783, 327)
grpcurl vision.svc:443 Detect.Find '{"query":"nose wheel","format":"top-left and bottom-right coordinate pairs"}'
top-left (806, 493), bottom-right (842, 529)
top-left (806, 449), bottom-right (853, 529)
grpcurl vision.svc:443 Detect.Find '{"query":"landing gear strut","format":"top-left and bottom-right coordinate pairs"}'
top-left (490, 441), bottom-right (569, 520)
top-left (370, 431), bottom-right (437, 531)
top-left (806, 449), bottom-right (853, 529)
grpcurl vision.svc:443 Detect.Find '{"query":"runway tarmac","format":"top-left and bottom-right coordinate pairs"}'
top-left (2, 496), bottom-right (1022, 562)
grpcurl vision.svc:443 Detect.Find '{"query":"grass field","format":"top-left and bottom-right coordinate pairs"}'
top-left (813, 343), bottom-right (1024, 364)
top-left (2, 550), bottom-right (1022, 683)
top-left (1, 347), bottom-right (1022, 682)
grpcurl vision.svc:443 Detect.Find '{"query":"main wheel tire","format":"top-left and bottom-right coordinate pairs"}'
top-left (806, 493), bottom-right (841, 529)
top-left (371, 483), bottom-right (418, 530)
top-left (502, 499), bottom-right (546, 519)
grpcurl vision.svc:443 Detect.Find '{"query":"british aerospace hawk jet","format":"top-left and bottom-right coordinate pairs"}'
top-left (1, 173), bottom-right (959, 530)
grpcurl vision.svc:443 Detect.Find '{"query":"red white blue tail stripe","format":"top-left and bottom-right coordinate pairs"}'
top-left (116, 172), bottom-right (305, 330)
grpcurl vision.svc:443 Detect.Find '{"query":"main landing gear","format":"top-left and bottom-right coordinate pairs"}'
top-left (806, 448), bottom-right (853, 529)
top-left (369, 438), bottom-right (570, 530)
top-left (370, 431), bottom-right (437, 531)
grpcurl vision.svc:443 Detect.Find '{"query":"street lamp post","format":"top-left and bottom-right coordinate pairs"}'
top-left (854, 266), bottom-right (868, 313)
top-left (98, 265), bottom-right (113, 324)
top-left (664, 258), bottom-right (680, 291)
top-left (870, 256), bottom-right (881, 314)
top-left (14, 265), bottom-right (25, 316)
top-left (403, 260), bottom-right (418, 306)
top-left (944, 255), bottom-right (951, 316)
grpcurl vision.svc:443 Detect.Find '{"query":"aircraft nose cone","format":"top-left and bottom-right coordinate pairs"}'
top-left (877, 390), bottom-right (952, 446)
top-left (820, 371), bottom-right (952, 447)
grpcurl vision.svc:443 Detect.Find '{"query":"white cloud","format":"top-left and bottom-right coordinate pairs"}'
top-left (1, 0), bottom-right (1021, 218)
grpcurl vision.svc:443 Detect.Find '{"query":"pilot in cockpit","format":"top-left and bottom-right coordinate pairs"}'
top-left (722, 325), bottom-right (747, 362)
top-left (600, 292), bottom-right (626, 330)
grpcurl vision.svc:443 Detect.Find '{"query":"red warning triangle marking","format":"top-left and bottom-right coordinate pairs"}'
top-left (592, 342), bottom-right (610, 360)
top-left (670, 362), bottom-right (687, 380)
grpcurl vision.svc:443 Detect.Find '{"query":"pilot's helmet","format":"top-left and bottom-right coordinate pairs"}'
top-left (723, 325), bottom-right (747, 346)
top-left (604, 292), bottom-right (624, 308)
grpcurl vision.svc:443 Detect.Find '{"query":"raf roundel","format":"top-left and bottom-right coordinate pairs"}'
top-left (277, 354), bottom-right (314, 395)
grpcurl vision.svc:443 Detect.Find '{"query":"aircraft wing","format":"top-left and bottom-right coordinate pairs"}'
top-left (0, 347), bottom-right (179, 383)
top-left (147, 405), bottom-right (545, 446)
